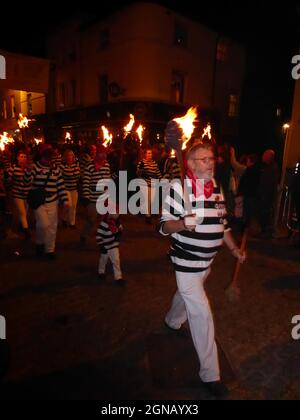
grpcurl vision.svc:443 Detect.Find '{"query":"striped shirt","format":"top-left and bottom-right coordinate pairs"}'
top-left (163, 158), bottom-right (181, 181)
top-left (137, 159), bottom-right (161, 186)
top-left (160, 179), bottom-right (230, 273)
top-left (52, 153), bottom-right (62, 169)
top-left (25, 162), bottom-right (68, 204)
top-left (7, 165), bottom-right (30, 199)
top-left (96, 217), bottom-right (122, 252)
top-left (80, 154), bottom-right (93, 178)
top-left (82, 161), bottom-right (111, 203)
top-left (61, 163), bottom-right (80, 191)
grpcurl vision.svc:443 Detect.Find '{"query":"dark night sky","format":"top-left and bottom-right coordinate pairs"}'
top-left (0, 0), bottom-right (299, 152)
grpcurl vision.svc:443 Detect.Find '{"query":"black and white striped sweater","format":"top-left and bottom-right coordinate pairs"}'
top-left (7, 165), bottom-right (30, 199)
top-left (82, 161), bottom-right (111, 203)
top-left (25, 162), bottom-right (68, 205)
top-left (61, 163), bottom-right (80, 191)
top-left (96, 217), bottom-right (122, 252)
top-left (137, 159), bottom-right (161, 187)
top-left (160, 179), bottom-right (230, 273)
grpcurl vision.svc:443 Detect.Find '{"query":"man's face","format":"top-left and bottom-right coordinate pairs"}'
top-left (18, 153), bottom-right (27, 166)
top-left (188, 148), bottom-right (216, 181)
top-left (145, 150), bottom-right (152, 160)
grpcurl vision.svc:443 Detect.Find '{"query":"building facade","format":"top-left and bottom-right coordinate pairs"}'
top-left (45, 2), bottom-right (245, 143)
top-left (0, 49), bottom-right (49, 132)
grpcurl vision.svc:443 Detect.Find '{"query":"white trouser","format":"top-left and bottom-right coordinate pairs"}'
top-left (165, 269), bottom-right (220, 383)
top-left (34, 201), bottom-right (58, 253)
top-left (13, 198), bottom-right (29, 229)
top-left (63, 190), bottom-right (78, 226)
top-left (98, 248), bottom-right (122, 280)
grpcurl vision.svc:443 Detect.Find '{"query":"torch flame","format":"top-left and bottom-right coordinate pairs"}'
top-left (0, 132), bottom-right (14, 151)
top-left (174, 106), bottom-right (198, 150)
top-left (202, 123), bottom-right (212, 141)
top-left (124, 114), bottom-right (135, 137)
top-left (101, 125), bottom-right (113, 148)
top-left (136, 125), bottom-right (144, 145)
top-left (170, 149), bottom-right (176, 158)
top-left (65, 132), bottom-right (71, 141)
top-left (34, 138), bottom-right (43, 146)
top-left (18, 113), bottom-right (30, 129)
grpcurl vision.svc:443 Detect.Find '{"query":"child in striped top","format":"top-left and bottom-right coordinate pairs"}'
top-left (96, 213), bottom-right (124, 286)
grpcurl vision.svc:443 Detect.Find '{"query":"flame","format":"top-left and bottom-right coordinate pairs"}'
top-left (0, 132), bottom-right (14, 151)
top-left (34, 138), bottom-right (43, 146)
top-left (18, 113), bottom-right (30, 129)
top-left (136, 125), bottom-right (144, 145)
top-left (174, 106), bottom-right (198, 150)
top-left (170, 149), bottom-right (176, 158)
top-left (202, 123), bottom-right (212, 140)
top-left (101, 125), bottom-right (113, 148)
top-left (124, 114), bottom-right (135, 137)
top-left (65, 132), bottom-right (71, 141)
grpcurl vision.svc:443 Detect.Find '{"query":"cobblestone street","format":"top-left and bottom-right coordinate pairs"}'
top-left (1, 210), bottom-right (300, 400)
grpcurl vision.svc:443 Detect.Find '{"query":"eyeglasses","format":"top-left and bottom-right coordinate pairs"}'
top-left (192, 157), bottom-right (216, 164)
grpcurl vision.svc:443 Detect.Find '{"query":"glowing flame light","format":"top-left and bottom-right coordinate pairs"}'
top-left (202, 123), bottom-right (212, 141)
top-left (136, 125), bottom-right (144, 145)
top-left (18, 113), bottom-right (30, 129)
top-left (174, 106), bottom-right (198, 150)
top-left (65, 132), bottom-right (71, 141)
top-left (124, 114), bottom-right (135, 137)
top-left (170, 149), bottom-right (176, 158)
top-left (34, 138), bottom-right (43, 146)
top-left (101, 126), bottom-right (113, 148)
top-left (0, 132), bottom-right (14, 151)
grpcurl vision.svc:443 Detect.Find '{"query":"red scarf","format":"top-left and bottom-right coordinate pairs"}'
top-left (186, 169), bottom-right (214, 199)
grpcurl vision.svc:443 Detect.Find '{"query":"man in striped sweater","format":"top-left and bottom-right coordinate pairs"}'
top-left (160, 141), bottom-right (246, 398)
top-left (25, 145), bottom-right (69, 259)
top-left (61, 150), bottom-right (81, 228)
top-left (7, 150), bottom-right (31, 239)
top-left (137, 148), bottom-right (161, 224)
top-left (80, 145), bottom-right (111, 243)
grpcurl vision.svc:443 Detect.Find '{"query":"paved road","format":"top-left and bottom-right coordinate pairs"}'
top-left (1, 210), bottom-right (300, 400)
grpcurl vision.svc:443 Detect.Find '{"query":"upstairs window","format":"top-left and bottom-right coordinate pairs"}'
top-left (174, 23), bottom-right (188, 48)
top-left (171, 71), bottom-right (185, 104)
top-left (228, 94), bottom-right (239, 117)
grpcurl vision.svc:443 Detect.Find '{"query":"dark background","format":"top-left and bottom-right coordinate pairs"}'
top-left (0, 0), bottom-right (299, 155)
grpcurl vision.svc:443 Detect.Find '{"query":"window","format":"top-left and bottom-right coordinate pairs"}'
top-left (27, 94), bottom-right (32, 115)
top-left (70, 80), bottom-right (77, 106)
top-left (99, 28), bottom-right (110, 50)
top-left (99, 74), bottom-right (108, 103)
top-left (2, 99), bottom-right (7, 119)
top-left (10, 95), bottom-right (15, 118)
top-left (228, 94), bottom-right (239, 117)
top-left (217, 42), bottom-right (227, 62)
top-left (174, 23), bottom-right (188, 48)
top-left (59, 83), bottom-right (66, 108)
top-left (171, 71), bottom-right (185, 104)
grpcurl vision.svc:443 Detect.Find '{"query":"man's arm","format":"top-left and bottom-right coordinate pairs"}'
top-left (161, 214), bottom-right (198, 235)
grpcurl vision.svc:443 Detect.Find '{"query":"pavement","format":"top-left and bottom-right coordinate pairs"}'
top-left (1, 209), bottom-right (300, 400)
